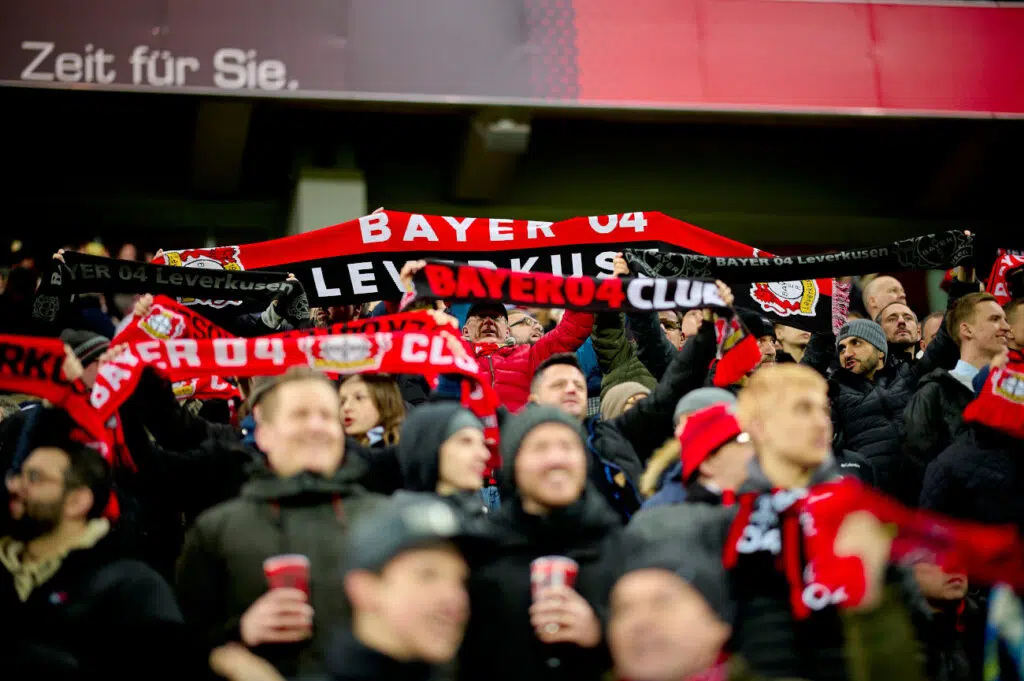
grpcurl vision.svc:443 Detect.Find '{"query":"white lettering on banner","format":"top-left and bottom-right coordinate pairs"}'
top-left (96, 361), bottom-right (133, 393)
top-left (489, 219), bottom-right (514, 242)
top-left (626, 279), bottom-right (655, 309)
top-left (404, 215), bottom-right (439, 242)
top-left (589, 212), bottom-right (648, 235)
top-left (360, 213), bottom-right (391, 243)
top-left (254, 338), bottom-right (286, 365)
top-left (348, 262), bottom-right (378, 295)
top-left (213, 339), bottom-right (247, 367)
top-left (90, 384), bottom-right (109, 410)
top-left (443, 217), bottom-right (475, 242)
top-left (400, 334), bottom-right (477, 373)
top-left (510, 257), bottom-right (539, 272)
top-left (594, 251), bottom-right (616, 278)
top-left (210, 375), bottom-right (232, 391)
top-left (802, 584), bottom-right (848, 610)
top-left (382, 261), bottom-right (405, 290)
top-left (135, 341), bottom-right (162, 365)
top-left (527, 221), bottom-right (555, 239)
top-left (20, 41), bottom-right (117, 84)
top-left (468, 260), bottom-right (497, 270)
top-left (550, 253), bottom-right (583, 277)
top-left (403, 335), bottom-right (429, 363)
top-left (312, 267), bottom-right (341, 298)
top-left (737, 526), bottom-right (782, 554)
top-left (166, 340), bottom-right (201, 369)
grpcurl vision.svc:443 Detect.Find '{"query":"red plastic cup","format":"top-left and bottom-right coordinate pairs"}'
top-left (263, 554), bottom-right (311, 596)
top-left (530, 555), bottom-right (579, 600)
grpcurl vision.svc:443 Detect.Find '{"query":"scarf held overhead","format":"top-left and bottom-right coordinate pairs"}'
top-left (46, 251), bottom-right (294, 312)
top-left (412, 262), bottom-right (760, 386)
top-left (152, 210), bottom-right (761, 308)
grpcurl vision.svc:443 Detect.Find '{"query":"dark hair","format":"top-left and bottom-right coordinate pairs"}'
top-left (530, 353), bottom-right (584, 394)
top-left (946, 292), bottom-right (1000, 347)
top-left (27, 408), bottom-right (112, 519)
top-left (1005, 298), bottom-right (1024, 322)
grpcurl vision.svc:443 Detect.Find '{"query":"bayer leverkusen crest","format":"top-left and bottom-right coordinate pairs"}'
top-left (299, 334), bottom-right (393, 373)
top-left (139, 304), bottom-right (187, 340)
top-left (750, 280), bottom-right (819, 318)
top-left (162, 246), bottom-right (244, 309)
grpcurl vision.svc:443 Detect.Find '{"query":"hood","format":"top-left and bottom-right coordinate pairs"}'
top-left (241, 460), bottom-right (366, 503)
top-left (739, 455), bottom-right (842, 495)
top-left (492, 484), bottom-right (621, 547)
top-left (396, 402), bottom-right (482, 493)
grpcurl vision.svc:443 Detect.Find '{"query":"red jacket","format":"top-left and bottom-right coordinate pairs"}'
top-left (474, 310), bottom-right (595, 412)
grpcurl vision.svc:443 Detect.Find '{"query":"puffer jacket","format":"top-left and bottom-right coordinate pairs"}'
top-left (475, 310), bottom-right (594, 411)
top-left (590, 312), bottom-right (657, 400)
top-left (893, 368), bottom-right (975, 506)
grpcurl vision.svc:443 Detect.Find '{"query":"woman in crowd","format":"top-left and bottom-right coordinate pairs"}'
top-left (339, 374), bottom-right (406, 446)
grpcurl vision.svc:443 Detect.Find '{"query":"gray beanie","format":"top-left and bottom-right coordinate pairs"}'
top-left (673, 387), bottom-right (737, 425)
top-left (500, 405), bottom-right (586, 484)
top-left (837, 319), bottom-right (887, 356)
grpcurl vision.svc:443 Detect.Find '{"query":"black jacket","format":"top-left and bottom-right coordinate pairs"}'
top-left (0, 526), bottom-right (195, 681)
top-left (896, 369), bottom-right (976, 507)
top-left (175, 463), bottom-right (386, 679)
top-left (625, 309), bottom-right (678, 381)
top-left (322, 629), bottom-right (435, 681)
top-left (919, 425), bottom-right (1024, 533)
top-left (457, 488), bottom-right (623, 681)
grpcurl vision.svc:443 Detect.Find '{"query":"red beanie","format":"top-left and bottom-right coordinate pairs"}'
top-left (678, 403), bottom-right (748, 482)
top-left (963, 355), bottom-right (1024, 440)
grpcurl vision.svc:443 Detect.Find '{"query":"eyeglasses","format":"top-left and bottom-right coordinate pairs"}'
top-left (509, 317), bottom-right (541, 329)
top-left (5, 467), bottom-right (65, 487)
top-left (660, 321), bottom-right (681, 331)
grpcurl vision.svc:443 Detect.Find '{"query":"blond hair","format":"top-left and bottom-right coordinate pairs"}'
top-left (258, 367), bottom-right (337, 422)
top-left (640, 438), bottom-right (682, 498)
top-left (736, 364), bottom-right (827, 428)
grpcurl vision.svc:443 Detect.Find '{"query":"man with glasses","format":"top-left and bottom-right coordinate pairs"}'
top-left (1, 407), bottom-right (192, 679)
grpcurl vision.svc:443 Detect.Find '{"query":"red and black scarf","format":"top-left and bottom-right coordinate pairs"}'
top-left (411, 262), bottom-right (762, 387)
top-left (724, 477), bottom-right (1024, 620)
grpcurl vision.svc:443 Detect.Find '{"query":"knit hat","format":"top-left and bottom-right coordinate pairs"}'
top-left (59, 329), bottom-right (109, 367)
top-left (836, 319), bottom-right (888, 356)
top-left (397, 402), bottom-right (484, 492)
top-left (500, 405), bottom-right (586, 484)
top-left (736, 308), bottom-right (776, 340)
top-left (673, 387), bottom-right (736, 425)
top-left (678, 403), bottom-right (749, 483)
top-left (618, 535), bottom-right (733, 625)
top-left (600, 382), bottom-right (651, 421)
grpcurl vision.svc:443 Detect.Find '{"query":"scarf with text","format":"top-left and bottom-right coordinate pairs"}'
top-left (151, 210), bottom-right (767, 308)
top-left (723, 477), bottom-right (1024, 620)
top-left (963, 355), bottom-right (1024, 440)
top-left (626, 251), bottom-right (837, 334)
top-left (42, 251), bottom-right (294, 313)
top-left (89, 330), bottom-right (502, 468)
top-left (986, 249), bottom-right (1024, 305)
top-left (411, 262), bottom-right (761, 387)
top-left (626, 231), bottom-right (973, 284)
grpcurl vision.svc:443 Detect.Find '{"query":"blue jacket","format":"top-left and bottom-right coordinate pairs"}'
top-left (640, 460), bottom-right (688, 509)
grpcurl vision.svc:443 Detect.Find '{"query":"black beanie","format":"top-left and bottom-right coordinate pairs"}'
top-left (397, 402), bottom-right (483, 492)
top-left (499, 405), bottom-right (586, 485)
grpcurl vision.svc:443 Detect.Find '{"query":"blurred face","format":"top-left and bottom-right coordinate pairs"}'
top-left (508, 311), bottom-right (544, 345)
top-left (963, 301), bottom-right (1011, 357)
top-left (373, 546), bottom-right (470, 664)
top-left (438, 427), bottom-right (490, 493)
top-left (5, 448), bottom-right (74, 541)
top-left (463, 310), bottom-right (509, 344)
top-left (700, 438), bottom-right (755, 491)
top-left (659, 312), bottom-right (684, 350)
top-left (1008, 305), bottom-right (1024, 351)
top-left (514, 422), bottom-right (588, 512)
top-left (530, 364), bottom-right (587, 420)
top-left (81, 361), bottom-right (100, 389)
top-left (867, 276), bottom-right (906, 316)
top-left (339, 377), bottom-right (382, 437)
top-left (880, 303), bottom-right (920, 346)
top-left (609, 569), bottom-right (729, 681)
top-left (913, 563), bottom-right (968, 602)
top-left (751, 385), bottom-right (832, 469)
top-left (755, 335), bottom-right (777, 369)
top-left (255, 380), bottom-right (344, 477)
top-left (776, 325), bottom-right (811, 350)
top-left (921, 315), bottom-right (943, 352)
top-left (838, 336), bottom-right (883, 378)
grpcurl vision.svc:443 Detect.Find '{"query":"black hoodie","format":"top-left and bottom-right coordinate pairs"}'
top-left (458, 487), bottom-right (623, 681)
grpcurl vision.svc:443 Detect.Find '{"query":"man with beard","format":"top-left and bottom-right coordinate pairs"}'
top-left (321, 495), bottom-right (487, 681)
top-left (457, 406), bottom-right (624, 681)
top-left (919, 311), bottom-right (945, 356)
top-left (1, 408), bottom-right (191, 680)
top-left (176, 367), bottom-right (387, 681)
top-left (876, 301), bottom-right (921, 365)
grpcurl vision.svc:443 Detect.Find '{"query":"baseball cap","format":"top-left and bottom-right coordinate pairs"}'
top-left (342, 495), bottom-right (490, 574)
top-left (466, 302), bottom-right (508, 320)
top-left (678, 403), bottom-right (749, 483)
